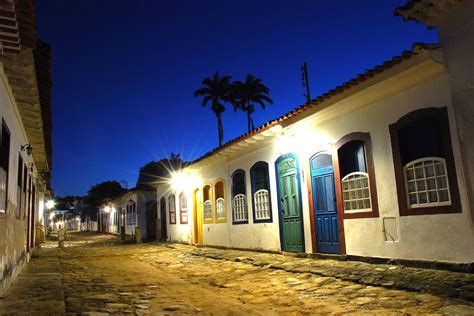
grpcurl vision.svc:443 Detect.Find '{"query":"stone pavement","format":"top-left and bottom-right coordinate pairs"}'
top-left (0, 232), bottom-right (473, 315)
top-left (178, 244), bottom-right (474, 302)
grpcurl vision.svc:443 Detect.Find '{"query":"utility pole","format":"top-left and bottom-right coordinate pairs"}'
top-left (301, 62), bottom-right (311, 104)
top-left (120, 179), bottom-right (128, 189)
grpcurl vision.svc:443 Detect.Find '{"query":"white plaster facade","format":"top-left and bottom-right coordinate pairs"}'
top-left (100, 189), bottom-right (157, 241)
top-left (0, 64), bottom-right (50, 295)
top-left (158, 2), bottom-right (474, 264)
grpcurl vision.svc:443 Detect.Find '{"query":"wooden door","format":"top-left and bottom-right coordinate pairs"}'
top-left (193, 189), bottom-right (203, 244)
top-left (276, 155), bottom-right (304, 252)
top-left (310, 153), bottom-right (340, 254)
top-left (146, 201), bottom-right (157, 240)
top-left (113, 211), bottom-right (118, 234)
top-left (119, 208), bottom-right (125, 234)
top-left (160, 197), bottom-right (167, 241)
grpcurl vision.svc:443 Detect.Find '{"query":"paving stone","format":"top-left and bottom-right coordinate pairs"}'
top-left (442, 304), bottom-right (474, 314)
top-left (2, 232), bottom-right (474, 314)
top-left (135, 304), bottom-right (150, 309)
top-left (86, 293), bottom-right (118, 301)
top-left (353, 297), bottom-right (376, 306)
top-left (162, 305), bottom-right (184, 311)
top-left (378, 298), bottom-right (403, 309)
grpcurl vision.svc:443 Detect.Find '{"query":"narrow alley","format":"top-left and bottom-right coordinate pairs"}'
top-left (1, 232), bottom-right (473, 315)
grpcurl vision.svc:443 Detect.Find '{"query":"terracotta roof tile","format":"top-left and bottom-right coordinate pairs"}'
top-left (190, 43), bottom-right (440, 166)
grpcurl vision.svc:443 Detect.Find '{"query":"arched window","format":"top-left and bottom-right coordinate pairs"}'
top-left (168, 194), bottom-right (176, 224)
top-left (179, 193), bottom-right (188, 224)
top-left (231, 169), bottom-right (248, 224)
top-left (215, 180), bottom-right (226, 222)
top-left (339, 140), bottom-right (370, 212)
top-left (250, 162), bottom-right (272, 223)
top-left (203, 184), bottom-right (213, 222)
top-left (390, 107), bottom-right (460, 216)
top-left (336, 133), bottom-right (379, 218)
top-left (127, 200), bottom-right (137, 225)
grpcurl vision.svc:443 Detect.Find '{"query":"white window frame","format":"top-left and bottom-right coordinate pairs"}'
top-left (169, 195), bottom-right (176, 224)
top-left (403, 157), bottom-right (451, 208)
top-left (216, 197), bottom-right (225, 219)
top-left (232, 194), bottom-right (248, 222)
top-left (341, 171), bottom-right (371, 213)
top-left (203, 200), bottom-right (212, 220)
top-left (126, 204), bottom-right (130, 225)
top-left (127, 201), bottom-right (137, 226)
top-left (0, 168), bottom-right (6, 214)
top-left (254, 189), bottom-right (270, 220)
top-left (179, 193), bottom-right (188, 224)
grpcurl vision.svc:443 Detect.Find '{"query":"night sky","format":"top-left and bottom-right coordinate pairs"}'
top-left (35, 1), bottom-right (437, 197)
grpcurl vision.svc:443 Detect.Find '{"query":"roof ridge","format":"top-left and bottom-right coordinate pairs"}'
top-left (190, 43), bottom-right (440, 165)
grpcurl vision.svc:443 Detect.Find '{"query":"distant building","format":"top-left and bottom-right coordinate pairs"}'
top-left (98, 188), bottom-right (157, 241)
top-left (0, 0), bottom-right (53, 295)
top-left (158, 1), bottom-right (474, 265)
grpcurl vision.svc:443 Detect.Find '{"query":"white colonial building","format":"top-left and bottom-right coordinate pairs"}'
top-left (157, 0), bottom-right (474, 266)
top-left (99, 188), bottom-right (157, 241)
top-left (0, 0), bottom-right (53, 295)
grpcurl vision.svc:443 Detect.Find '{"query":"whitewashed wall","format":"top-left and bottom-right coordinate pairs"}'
top-left (0, 65), bottom-right (45, 296)
top-left (291, 75), bottom-right (473, 263)
top-left (160, 69), bottom-right (473, 263)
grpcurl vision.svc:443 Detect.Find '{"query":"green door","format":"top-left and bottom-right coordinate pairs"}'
top-left (276, 155), bottom-right (304, 252)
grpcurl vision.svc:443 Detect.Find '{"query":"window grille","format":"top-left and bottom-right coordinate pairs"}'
top-left (254, 189), bottom-right (270, 220)
top-left (404, 157), bottom-right (451, 207)
top-left (232, 194), bottom-right (247, 222)
top-left (203, 200), bottom-right (212, 220)
top-left (216, 197), bottom-right (225, 219)
top-left (169, 195), bottom-right (176, 224)
top-left (342, 172), bottom-right (371, 212)
top-left (180, 194), bottom-right (188, 224)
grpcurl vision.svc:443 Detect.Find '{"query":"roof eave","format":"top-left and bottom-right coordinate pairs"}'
top-left (190, 44), bottom-right (442, 168)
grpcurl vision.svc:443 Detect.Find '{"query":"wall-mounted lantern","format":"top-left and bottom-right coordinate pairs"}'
top-left (21, 144), bottom-right (32, 156)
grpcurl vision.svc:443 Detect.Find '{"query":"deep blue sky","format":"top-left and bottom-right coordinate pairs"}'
top-left (36, 1), bottom-right (437, 197)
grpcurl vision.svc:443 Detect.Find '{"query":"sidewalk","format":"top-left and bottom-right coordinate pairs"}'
top-left (169, 243), bottom-right (474, 303)
top-left (0, 246), bottom-right (65, 314)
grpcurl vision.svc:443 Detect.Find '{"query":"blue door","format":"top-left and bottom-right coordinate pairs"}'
top-left (310, 153), bottom-right (340, 254)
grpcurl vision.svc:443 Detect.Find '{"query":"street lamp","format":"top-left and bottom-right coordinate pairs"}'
top-left (45, 199), bottom-right (55, 210)
top-left (21, 144), bottom-right (32, 156)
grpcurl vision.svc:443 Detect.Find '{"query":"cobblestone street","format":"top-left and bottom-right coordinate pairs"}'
top-left (1, 232), bottom-right (474, 315)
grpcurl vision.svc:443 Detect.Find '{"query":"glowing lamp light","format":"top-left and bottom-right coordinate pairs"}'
top-left (170, 170), bottom-right (201, 192)
top-left (277, 134), bottom-right (295, 156)
top-left (104, 206), bottom-right (111, 213)
top-left (45, 200), bottom-right (55, 210)
top-left (276, 131), bottom-right (328, 158)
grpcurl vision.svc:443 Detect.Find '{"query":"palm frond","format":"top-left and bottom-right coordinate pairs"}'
top-left (201, 95), bottom-right (212, 107)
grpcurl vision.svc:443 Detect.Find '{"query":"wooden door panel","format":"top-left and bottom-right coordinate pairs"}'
top-left (277, 156), bottom-right (304, 253)
top-left (312, 168), bottom-right (340, 254)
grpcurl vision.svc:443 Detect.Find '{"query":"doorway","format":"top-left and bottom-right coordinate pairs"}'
top-left (276, 154), bottom-right (304, 252)
top-left (193, 188), bottom-right (203, 244)
top-left (146, 200), bottom-right (157, 240)
top-left (310, 153), bottom-right (340, 254)
top-left (119, 207), bottom-right (125, 235)
top-left (159, 197), bottom-right (167, 241)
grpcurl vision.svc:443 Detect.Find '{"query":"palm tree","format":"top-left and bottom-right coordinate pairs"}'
top-left (231, 74), bottom-right (273, 132)
top-left (194, 72), bottom-right (232, 147)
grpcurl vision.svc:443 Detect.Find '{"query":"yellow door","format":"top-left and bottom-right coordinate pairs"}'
top-left (193, 188), bottom-right (203, 244)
